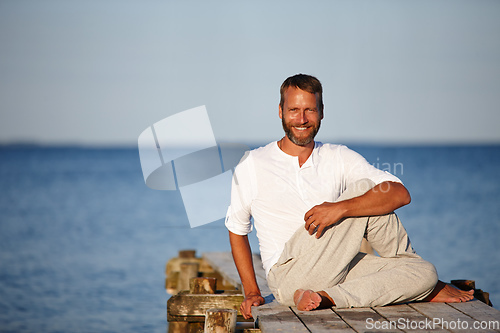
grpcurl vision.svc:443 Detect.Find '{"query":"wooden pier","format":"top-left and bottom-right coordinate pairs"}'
top-left (166, 250), bottom-right (500, 332)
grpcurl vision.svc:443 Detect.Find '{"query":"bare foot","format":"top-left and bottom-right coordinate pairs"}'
top-left (424, 280), bottom-right (475, 303)
top-left (293, 289), bottom-right (322, 311)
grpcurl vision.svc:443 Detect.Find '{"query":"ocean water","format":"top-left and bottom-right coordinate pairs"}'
top-left (0, 144), bottom-right (499, 332)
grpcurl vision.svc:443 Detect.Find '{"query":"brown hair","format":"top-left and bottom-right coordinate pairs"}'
top-left (279, 74), bottom-right (324, 114)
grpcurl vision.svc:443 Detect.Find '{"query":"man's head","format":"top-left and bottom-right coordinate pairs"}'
top-left (279, 74), bottom-right (324, 116)
top-left (279, 74), bottom-right (324, 147)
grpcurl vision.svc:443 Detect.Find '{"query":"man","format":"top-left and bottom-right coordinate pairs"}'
top-left (225, 74), bottom-right (474, 319)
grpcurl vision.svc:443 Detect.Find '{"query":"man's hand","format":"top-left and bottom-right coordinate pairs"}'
top-left (304, 182), bottom-right (411, 238)
top-left (304, 201), bottom-right (346, 238)
top-left (240, 292), bottom-right (265, 319)
top-left (229, 231), bottom-right (265, 319)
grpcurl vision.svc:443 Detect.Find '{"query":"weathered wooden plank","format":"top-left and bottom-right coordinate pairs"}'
top-left (167, 290), bottom-right (243, 317)
top-left (203, 252), bottom-right (273, 296)
top-left (252, 299), bottom-right (290, 317)
top-left (203, 252), bottom-right (243, 290)
top-left (190, 277), bottom-right (217, 294)
top-left (335, 307), bottom-right (403, 333)
top-left (167, 314), bottom-right (205, 323)
top-left (167, 321), bottom-right (189, 333)
top-left (292, 308), bottom-right (354, 332)
top-left (409, 302), bottom-right (498, 333)
top-left (165, 256), bottom-right (215, 294)
top-left (253, 300), bottom-right (308, 333)
top-left (251, 254), bottom-right (273, 296)
top-left (178, 262), bottom-right (199, 292)
top-left (251, 254), bottom-right (266, 280)
top-left (197, 252), bottom-right (500, 332)
top-left (374, 304), bottom-right (447, 332)
top-left (166, 257), bottom-right (214, 275)
top-left (205, 308), bottom-right (237, 333)
top-left (447, 300), bottom-right (500, 332)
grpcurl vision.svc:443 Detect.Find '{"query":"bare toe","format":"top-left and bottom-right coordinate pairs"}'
top-left (425, 281), bottom-right (475, 303)
top-left (294, 289), bottom-right (322, 311)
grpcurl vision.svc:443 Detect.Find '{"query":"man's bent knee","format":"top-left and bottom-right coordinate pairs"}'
top-left (413, 260), bottom-right (439, 299)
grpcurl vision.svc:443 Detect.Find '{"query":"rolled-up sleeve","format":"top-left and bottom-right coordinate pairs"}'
top-left (225, 151), bottom-right (256, 235)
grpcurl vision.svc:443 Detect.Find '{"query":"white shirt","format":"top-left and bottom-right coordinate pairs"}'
top-left (225, 141), bottom-right (402, 276)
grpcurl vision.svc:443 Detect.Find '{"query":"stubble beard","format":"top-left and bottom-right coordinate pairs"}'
top-left (282, 117), bottom-right (321, 147)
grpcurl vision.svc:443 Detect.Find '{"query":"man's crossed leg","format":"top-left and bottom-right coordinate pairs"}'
top-left (267, 179), bottom-right (474, 310)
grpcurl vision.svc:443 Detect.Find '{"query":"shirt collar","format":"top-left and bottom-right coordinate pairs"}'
top-left (300, 142), bottom-right (319, 169)
top-left (273, 140), bottom-right (319, 169)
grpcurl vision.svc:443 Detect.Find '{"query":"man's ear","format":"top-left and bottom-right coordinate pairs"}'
top-left (279, 104), bottom-right (283, 119)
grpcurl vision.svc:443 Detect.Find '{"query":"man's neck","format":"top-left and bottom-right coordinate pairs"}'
top-left (278, 136), bottom-right (314, 167)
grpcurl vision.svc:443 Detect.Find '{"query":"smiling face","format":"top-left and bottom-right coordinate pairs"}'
top-left (279, 86), bottom-right (323, 147)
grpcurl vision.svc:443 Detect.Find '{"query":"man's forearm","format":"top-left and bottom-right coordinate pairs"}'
top-left (228, 231), bottom-right (261, 297)
top-left (304, 181), bottom-right (411, 237)
top-left (341, 181), bottom-right (411, 218)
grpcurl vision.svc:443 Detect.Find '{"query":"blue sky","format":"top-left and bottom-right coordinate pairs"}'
top-left (1, 0), bottom-right (499, 146)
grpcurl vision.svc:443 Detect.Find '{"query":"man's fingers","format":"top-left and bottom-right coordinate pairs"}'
top-left (241, 295), bottom-right (264, 319)
top-left (304, 206), bottom-right (316, 221)
top-left (304, 218), bottom-right (312, 231)
top-left (315, 225), bottom-right (325, 238)
top-left (247, 309), bottom-right (253, 319)
top-left (242, 306), bottom-right (252, 319)
top-left (240, 305), bottom-right (247, 318)
top-left (307, 221), bottom-right (316, 234)
top-left (306, 217), bottom-right (320, 235)
top-left (241, 302), bottom-right (250, 319)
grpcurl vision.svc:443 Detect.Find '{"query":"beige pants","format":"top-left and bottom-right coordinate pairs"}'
top-left (267, 179), bottom-right (438, 308)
